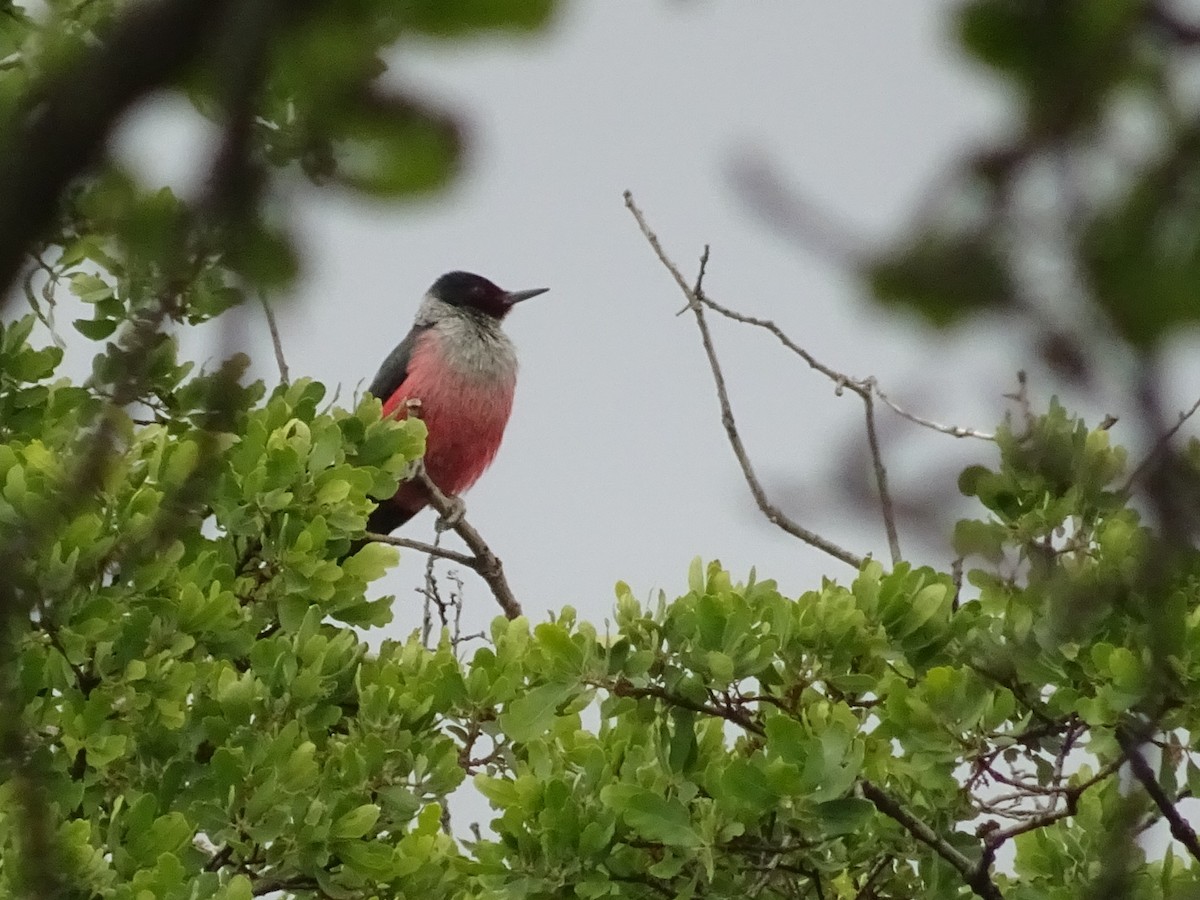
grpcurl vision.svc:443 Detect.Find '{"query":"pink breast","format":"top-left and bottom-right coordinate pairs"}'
top-left (382, 338), bottom-right (516, 498)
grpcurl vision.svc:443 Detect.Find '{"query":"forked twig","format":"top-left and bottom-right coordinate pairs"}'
top-left (625, 190), bottom-right (867, 569)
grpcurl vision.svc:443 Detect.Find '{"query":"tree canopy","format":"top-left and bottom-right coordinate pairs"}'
top-left (2, 1), bottom-right (1200, 899)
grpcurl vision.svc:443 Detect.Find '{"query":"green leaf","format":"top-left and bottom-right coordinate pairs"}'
top-left (326, 95), bottom-right (461, 198)
top-left (401, 0), bottom-right (557, 35)
top-left (866, 226), bottom-right (1014, 326)
top-left (343, 540), bottom-right (398, 582)
top-left (330, 804), bottom-right (381, 840)
top-left (816, 798), bottom-right (875, 836)
top-left (72, 317), bottom-right (119, 340)
top-left (499, 682), bottom-right (572, 742)
top-left (600, 784), bottom-right (702, 848)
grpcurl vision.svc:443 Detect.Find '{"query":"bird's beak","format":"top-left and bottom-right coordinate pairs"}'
top-left (505, 287), bottom-right (549, 305)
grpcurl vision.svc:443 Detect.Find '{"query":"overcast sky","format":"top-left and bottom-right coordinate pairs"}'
top-left (104, 1), bottom-right (1187, 640)
top-left (306, 1), bottom-right (1016, 634)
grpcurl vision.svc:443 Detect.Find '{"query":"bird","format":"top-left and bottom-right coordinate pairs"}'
top-left (358, 270), bottom-right (549, 541)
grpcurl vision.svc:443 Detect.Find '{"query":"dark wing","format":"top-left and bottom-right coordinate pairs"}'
top-left (367, 324), bottom-right (430, 401)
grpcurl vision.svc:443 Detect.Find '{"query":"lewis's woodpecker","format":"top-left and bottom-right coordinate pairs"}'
top-left (362, 270), bottom-right (548, 537)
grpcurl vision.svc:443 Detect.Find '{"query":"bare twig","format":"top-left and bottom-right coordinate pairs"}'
top-left (1004, 371), bottom-right (1035, 438)
top-left (366, 531), bottom-right (476, 568)
top-left (693, 289), bottom-right (993, 445)
top-left (870, 380), bottom-right (995, 440)
top-left (861, 389), bottom-right (902, 565)
top-left (623, 190), bottom-right (865, 570)
top-left (641, 229), bottom-right (989, 560)
top-left (418, 530), bottom-right (444, 646)
top-left (259, 293), bottom-right (289, 385)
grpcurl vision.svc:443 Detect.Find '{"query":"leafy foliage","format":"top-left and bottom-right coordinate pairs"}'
top-left (6, 281), bottom-right (1200, 896)
top-left (2, 0), bottom-right (1200, 898)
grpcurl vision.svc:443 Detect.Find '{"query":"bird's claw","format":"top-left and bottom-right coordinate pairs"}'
top-left (435, 496), bottom-right (466, 532)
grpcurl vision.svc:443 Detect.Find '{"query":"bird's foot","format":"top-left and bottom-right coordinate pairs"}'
top-left (434, 496), bottom-right (466, 532)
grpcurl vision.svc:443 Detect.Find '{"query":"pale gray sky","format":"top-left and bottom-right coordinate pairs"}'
top-left (292, 1), bottom-right (1012, 634)
top-left (105, 3), bottom-right (1132, 634)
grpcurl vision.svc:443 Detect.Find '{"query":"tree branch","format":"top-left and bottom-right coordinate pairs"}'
top-left (602, 677), bottom-right (766, 736)
top-left (861, 389), bottom-right (902, 565)
top-left (413, 469), bottom-right (523, 620)
top-left (860, 779), bottom-right (1004, 900)
top-left (628, 218), bottom-right (993, 561)
top-left (366, 531), bottom-right (476, 568)
top-left (623, 190), bottom-right (866, 570)
top-left (869, 379), bottom-right (995, 440)
top-left (1116, 728), bottom-right (1200, 863)
top-left (1122, 393), bottom-right (1200, 491)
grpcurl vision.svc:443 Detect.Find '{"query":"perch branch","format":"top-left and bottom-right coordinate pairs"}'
top-left (413, 469), bottom-right (522, 621)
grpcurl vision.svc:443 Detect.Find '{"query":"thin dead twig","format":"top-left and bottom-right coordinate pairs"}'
top-left (696, 292), bottom-right (994, 443)
top-left (860, 389), bottom-right (902, 565)
top-left (417, 530), bottom-right (444, 646)
top-left (870, 380), bottom-right (995, 440)
top-left (623, 189), bottom-right (865, 570)
top-left (259, 293), bottom-right (289, 385)
top-left (364, 532), bottom-right (476, 569)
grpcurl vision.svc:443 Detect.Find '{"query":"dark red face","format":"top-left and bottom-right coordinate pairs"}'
top-left (429, 271), bottom-right (548, 319)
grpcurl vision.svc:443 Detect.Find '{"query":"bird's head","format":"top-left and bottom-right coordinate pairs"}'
top-left (428, 271), bottom-right (548, 320)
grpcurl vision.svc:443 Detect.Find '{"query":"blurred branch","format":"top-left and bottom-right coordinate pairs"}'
top-left (1116, 727), bottom-right (1200, 863)
top-left (0, 0), bottom-right (237, 309)
top-left (1123, 393), bottom-right (1200, 491)
top-left (0, 4), bottom-right (298, 894)
top-left (727, 154), bottom-right (867, 266)
top-left (1147, 2), bottom-right (1200, 45)
top-left (624, 189), bottom-right (867, 570)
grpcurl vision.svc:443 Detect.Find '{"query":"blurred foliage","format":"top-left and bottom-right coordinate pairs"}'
top-left (2, 0), bottom-right (1200, 898)
top-left (865, 0), bottom-right (1200, 356)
